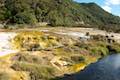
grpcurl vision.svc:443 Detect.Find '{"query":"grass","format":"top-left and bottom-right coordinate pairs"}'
top-left (12, 31), bottom-right (62, 51)
top-left (1, 30), bottom-right (120, 80)
top-left (11, 62), bottom-right (56, 80)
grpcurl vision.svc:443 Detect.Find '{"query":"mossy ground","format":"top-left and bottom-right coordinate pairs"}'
top-left (1, 30), bottom-right (120, 80)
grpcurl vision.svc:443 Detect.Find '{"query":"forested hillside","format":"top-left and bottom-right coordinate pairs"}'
top-left (0, 0), bottom-right (120, 31)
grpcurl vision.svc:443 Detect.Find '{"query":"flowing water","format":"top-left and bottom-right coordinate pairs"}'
top-left (0, 32), bottom-right (19, 56)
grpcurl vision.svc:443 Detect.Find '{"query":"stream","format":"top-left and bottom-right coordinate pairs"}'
top-left (62, 54), bottom-right (120, 80)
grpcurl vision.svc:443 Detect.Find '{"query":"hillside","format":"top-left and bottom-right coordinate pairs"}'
top-left (0, 0), bottom-right (120, 30)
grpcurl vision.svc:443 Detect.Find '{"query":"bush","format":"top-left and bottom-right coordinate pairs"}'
top-left (90, 46), bottom-right (108, 56)
top-left (0, 0), bottom-right (120, 28)
top-left (71, 56), bottom-right (85, 63)
top-left (13, 11), bottom-right (37, 24)
top-left (11, 62), bottom-right (56, 80)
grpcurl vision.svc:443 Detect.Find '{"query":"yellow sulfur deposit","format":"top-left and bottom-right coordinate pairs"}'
top-left (11, 31), bottom-right (61, 51)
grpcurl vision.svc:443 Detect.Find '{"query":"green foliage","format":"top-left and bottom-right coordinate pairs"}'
top-left (13, 53), bottom-right (43, 64)
top-left (90, 46), bottom-right (109, 56)
top-left (11, 62), bottom-right (56, 80)
top-left (71, 56), bottom-right (85, 63)
top-left (13, 11), bottom-right (37, 24)
top-left (108, 43), bottom-right (120, 53)
top-left (0, 0), bottom-right (120, 29)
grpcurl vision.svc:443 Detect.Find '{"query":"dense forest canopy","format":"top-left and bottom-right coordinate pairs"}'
top-left (0, 0), bottom-right (120, 30)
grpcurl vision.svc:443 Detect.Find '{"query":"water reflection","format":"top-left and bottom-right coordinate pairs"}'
top-left (55, 54), bottom-right (120, 80)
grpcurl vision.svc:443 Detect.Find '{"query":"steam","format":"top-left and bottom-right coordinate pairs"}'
top-left (98, 54), bottom-right (120, 70)
top-left (73, 54), bottom-right (120, 80)
top-left (0, 32), bottom-right (18, 56)
top-left (108, 54), bottom-right (120, 69)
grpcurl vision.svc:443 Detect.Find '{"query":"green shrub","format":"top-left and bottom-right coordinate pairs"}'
top-left (0, 0), bottom-right (120, 28)
top-left (71, 56), bottom-right (85, 63)
top-left (11, 62), bottom-right (56, 80)
top-left (13, 11), bottom-right (37, 24)
top-left (90, 46), bottom-right (108, 56)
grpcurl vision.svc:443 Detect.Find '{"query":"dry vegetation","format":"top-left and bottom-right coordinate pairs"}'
top-left (0, 30), bottom-right (120, 80)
